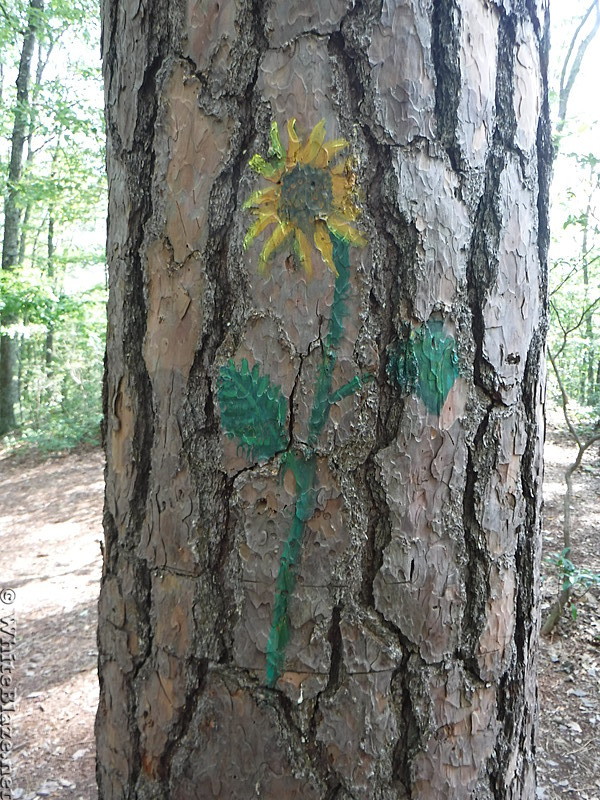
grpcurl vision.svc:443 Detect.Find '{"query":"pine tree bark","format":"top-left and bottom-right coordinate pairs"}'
top-left (97, 1), bottom-right (551, 799)
top-left (0, 0), bottom-right (44, 435)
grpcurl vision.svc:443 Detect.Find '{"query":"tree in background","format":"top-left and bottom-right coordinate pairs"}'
top-left (550, 0), bottom-right (600, 409)
top-left (97, 1), bottom-right (550, 798)
top-left (550, 153), bottom-right (600, 408)
top-left (0, 0), bottom-right (43, 435)
top-left (542, 0), bottom-right (600, 632)
top-left (555, 0), bottom-right (599, 138)
top-left (0, 0), bottom-right (106, 448)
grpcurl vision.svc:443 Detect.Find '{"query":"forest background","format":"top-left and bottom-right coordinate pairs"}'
top-left (0, 0), bottom-right (104, 451)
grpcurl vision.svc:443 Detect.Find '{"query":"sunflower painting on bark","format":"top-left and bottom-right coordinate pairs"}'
top-left (218, 118), bottom-right (370, 686)
top-left (218, 118), bottom-right (459, 687)
top-left (243, 118), bottom-right (366, 276)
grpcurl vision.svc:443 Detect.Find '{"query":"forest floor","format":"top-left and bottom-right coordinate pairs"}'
top-left (0, 431), bottom-right (598, 800)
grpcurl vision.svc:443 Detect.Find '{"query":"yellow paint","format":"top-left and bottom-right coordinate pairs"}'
top-left (244, 118), bottom-right (365, 277)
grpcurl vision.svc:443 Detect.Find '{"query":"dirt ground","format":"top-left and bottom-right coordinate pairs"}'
top-left (0, 448), bottom-right (103, 800)
top-left (537, 429), bottom-right (600, 800)
top-left (0, 433), bottom-right (598, 799)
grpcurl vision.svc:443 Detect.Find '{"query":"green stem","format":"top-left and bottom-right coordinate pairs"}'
top-left (307, 235), bottom-right (350, 447)
top-left (265, 452), bottom-right (316, 686)
top-left (328, 372), bottom-right (374, 405)
top-left (265, 234), bottom-right (351, 688)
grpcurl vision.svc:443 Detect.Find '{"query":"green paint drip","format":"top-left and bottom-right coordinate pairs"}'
top-left (386, 333), bottom-right (418, 397)
top-left (388, 320), bottom-right (459, 415)
top-left (266, 235), bottom-right (351, 688)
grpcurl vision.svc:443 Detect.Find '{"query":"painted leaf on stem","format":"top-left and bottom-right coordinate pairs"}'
top-left (218, 358), bottom-right (289, 462)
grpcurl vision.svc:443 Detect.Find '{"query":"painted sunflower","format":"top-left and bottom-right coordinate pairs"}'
top-left (243, 118), bottom-right (366, 277)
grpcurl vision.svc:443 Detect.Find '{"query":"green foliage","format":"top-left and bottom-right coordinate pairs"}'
top-left (546, 548), bottom-right (600, 621)
top-left (217, 358), bottom-right (289, 462)
top-left (549, 149), bottom-right (600, 411)
top-left (547, 548), bottom-right (600, 594)
top-left (2, 282), bottom-right (106, 451)
top-left (0, 0), bottom-right (106, 452)
top-left (0, 266), bottom-right (58, 325)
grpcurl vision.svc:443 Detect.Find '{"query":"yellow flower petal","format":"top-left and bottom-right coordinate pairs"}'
top-left (325, 138), bottom-right (349, 160)
top-left (298, 119), bottom-right (327, 165)
top-left (334, 203), bottom-right (360, 223)
top-left (331, 175), bottom-right (360, 222)
top-left (331, 160), bottom-right (348, 175)
top-left (314, 138), bottom-right (348, 168)
top-left (259, 222), bottom-right (293, 271)
top-left (294, 228), bottom-right (313, 277)
top-left (313, 220), bottom-right (337, 276)
top-left (243, 187), bottom-right (279, 209)
top-left (286, 119), bottom-right (300, 165)
top-left (243, 214), bottom-right (277, 249)
top-left (331, 175), bottom-right (351, 199)
top-left (326, 216), bottom-right (367, 247)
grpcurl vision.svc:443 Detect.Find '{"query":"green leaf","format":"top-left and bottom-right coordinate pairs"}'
top-left (387, 320), bottom-right (459, 415)
top-left (413, 320), bottom-right (460, 415)
top-left (268, 120), bottom-right (285, 163)
top-left (248, 154), bottom-right (280, 179)
top-left (218, 358), bottom-right (289, 462)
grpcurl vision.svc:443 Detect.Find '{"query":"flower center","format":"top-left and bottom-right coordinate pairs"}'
top-left (279, 164), bottom-right (333, 233)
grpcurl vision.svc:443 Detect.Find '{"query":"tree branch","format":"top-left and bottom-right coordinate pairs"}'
top-left (558, 0), bottom-right (600, 134)
top-left (547, 348), bottom-right (581, 447)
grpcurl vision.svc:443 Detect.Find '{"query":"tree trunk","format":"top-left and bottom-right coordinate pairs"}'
top-left (18, 38), bottom-right (54, 268)
top-left (0, 0), bottom-right (44, 436)
top-left (581, 190), bottom-right (597, 406)
top-left (97, 2), bottom-right (551, 799)
top-left (44, 213), bottom-right (55, 378)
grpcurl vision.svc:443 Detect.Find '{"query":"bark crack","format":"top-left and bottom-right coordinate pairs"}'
top-left (431, 0), bottom-right (463, 172)
top-left (160, 657), bottom-right (209, 784)
top-left (460, 410), bottom-right (493, 670)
